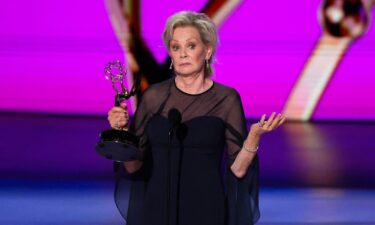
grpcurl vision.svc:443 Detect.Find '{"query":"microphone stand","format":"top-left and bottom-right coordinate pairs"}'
top-left (175, 124), bottom-right (187, 225)
top-left (167, 108), bottom-right (182, 225)
top-left (167, 126), bottom-right (173, 225)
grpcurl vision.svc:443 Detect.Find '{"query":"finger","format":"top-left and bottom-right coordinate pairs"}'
top-left (108, 107), bottom-right (118, 117)
top-left (259, 114), bottom-right (266, 123)
top-left (264, 112), bottom-right (276, 128)
top-left (110, 121), bottom-right (118, 129)
top-left (118, 120), bottom-right (126, 127)
top-left (113, 106), bottom-right (126, 112)
top-left (121, 112), bottom-right (129, 120)
top-left (258, 114), bottom-right (266, 127)
top-left (273, 116), bottom-right (285, 129)
top-left (108, 111), bottom-right (117, 122)
top-left (117, 116), bottom-right (127, 126)
top-left (277, 116), bottom-right (287, 127)
top-left (118, 105), bottom-right (129, 118)
top-left (119, 118), bottom-right (129, 126)
top-left (120, 103), bottom-right (128, 110)
top-left (269, 113), bottom-right (282, 129)
top-left (116, 120), bottom-right (123, 129)
top-left (267, 112), bottom-right (276, 123)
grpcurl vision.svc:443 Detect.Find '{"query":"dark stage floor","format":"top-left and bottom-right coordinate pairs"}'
top-left (1, 180), bottom-right (374, 225)
top-left (0, 113), bottom-right (375, 224)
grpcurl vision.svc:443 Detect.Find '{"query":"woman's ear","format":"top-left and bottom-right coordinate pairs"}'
top-left (205, 45), bottom-right (213, 60)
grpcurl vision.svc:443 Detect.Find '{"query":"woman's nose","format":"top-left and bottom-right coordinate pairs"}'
top-left (180, 48), bottom-right (187, 58)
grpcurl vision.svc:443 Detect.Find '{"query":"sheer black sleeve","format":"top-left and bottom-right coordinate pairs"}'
top-left (131, 89), bottom-right (152, 158)
top-left (114, 91), bottom-right (151, 224)
top-left (224, 89), bottom-right (260, 225)
top-left (114, 81), bottom-right (170, 224)
top-left (224, 89), bottom-right (248, 162)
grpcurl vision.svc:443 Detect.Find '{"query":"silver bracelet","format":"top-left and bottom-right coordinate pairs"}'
top-left (242, 140), bottom-right (259, 153)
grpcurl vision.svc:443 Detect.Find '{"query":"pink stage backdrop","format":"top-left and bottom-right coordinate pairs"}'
top-left (1, 0), bottom-right (375, 120)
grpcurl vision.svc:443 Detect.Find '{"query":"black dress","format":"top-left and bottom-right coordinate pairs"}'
top-left (114, 78), bottom-right (260, 225)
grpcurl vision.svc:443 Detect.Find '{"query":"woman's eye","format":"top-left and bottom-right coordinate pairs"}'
top-left (188, 44), bottom-right (196, 49)
top-left (171, 45), bottom-right (179, 51)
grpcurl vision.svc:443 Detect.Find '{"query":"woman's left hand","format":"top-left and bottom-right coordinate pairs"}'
top-left (231, 112), bottom-right (287, 177)
top-left (249, 112), bottom-right (286, 137)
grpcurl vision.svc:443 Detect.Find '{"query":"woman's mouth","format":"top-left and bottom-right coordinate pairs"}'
top-left (179, 63), bottom-right (191, 66)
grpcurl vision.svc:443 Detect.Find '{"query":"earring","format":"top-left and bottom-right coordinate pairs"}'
top-left (169, 61), bottom-right (173, 70)
top-left (206, 59), bottom-right (210, 69)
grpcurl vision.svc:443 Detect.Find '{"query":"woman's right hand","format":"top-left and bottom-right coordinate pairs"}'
top-left (107, 103), bottom-right (129, 130)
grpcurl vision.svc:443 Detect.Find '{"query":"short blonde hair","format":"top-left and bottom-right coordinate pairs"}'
top-left (162, 11), bottom-right (218, 77)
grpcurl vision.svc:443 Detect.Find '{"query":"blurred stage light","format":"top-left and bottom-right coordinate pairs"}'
top-left (321, 0), bottom-right (369, 38)
top-left (283, 0), bottom-right (373, 121)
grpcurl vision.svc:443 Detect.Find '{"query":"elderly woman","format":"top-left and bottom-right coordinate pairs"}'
top-left (108, 11), bottom-right (285, 225)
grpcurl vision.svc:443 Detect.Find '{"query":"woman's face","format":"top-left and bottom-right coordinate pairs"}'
top-left (169, 26), bottom-right (212, 77)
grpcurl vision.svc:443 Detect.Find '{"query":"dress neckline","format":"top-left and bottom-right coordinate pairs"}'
top-left (173, 78), bottom-right (215, 96)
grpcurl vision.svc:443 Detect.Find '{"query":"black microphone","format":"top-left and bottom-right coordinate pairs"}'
top-left (168, 108), bottom-right (181, 142)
